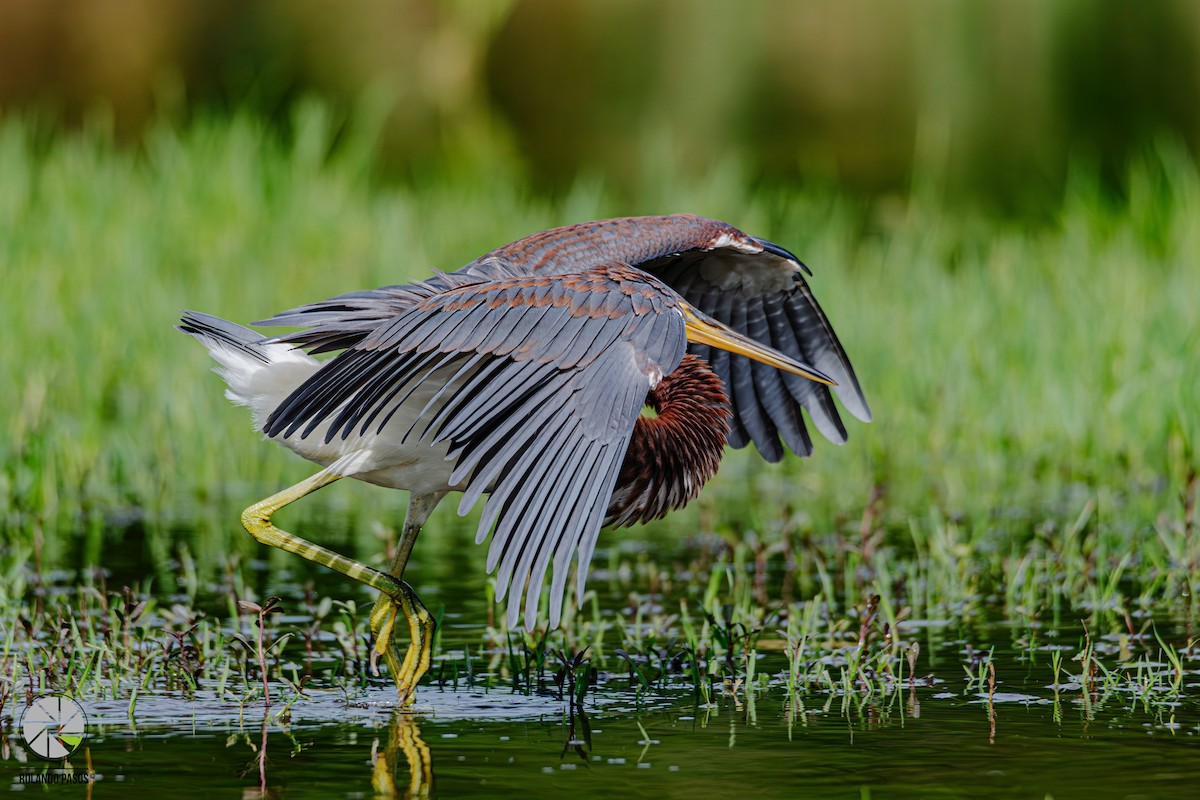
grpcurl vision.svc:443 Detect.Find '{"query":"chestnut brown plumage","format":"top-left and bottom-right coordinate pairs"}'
top-left (606, 354), bottom-right (731, 528)
top-left (178, 214), bottom-right (870, 706)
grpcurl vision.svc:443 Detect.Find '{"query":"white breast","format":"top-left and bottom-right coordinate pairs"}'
top-left (270, 359), bottom-right (477, 495)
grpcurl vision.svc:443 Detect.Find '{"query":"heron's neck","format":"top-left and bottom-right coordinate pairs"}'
top-left (606, 354), bottom-right (731, 528)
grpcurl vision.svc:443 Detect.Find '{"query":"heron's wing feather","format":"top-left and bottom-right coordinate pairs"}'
top-left (264, 267), bottom-right (686, 630)
top-left (253, 270), bottom-right (524, 354)
top-left (253, 285), bottom-right (429, 353)
top-left (439, 345), bottom-right (650, 629)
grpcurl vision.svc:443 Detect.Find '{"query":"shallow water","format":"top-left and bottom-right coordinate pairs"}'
top-left (5, 650), bottom-right (1198, 799)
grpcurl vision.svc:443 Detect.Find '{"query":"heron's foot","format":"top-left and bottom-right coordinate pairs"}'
top-left (370, 599), bottom-right (401, 658)
top-left (369, 584), bottom-right (436, 706)
top-left (370, 597), bottom-right (417, 706)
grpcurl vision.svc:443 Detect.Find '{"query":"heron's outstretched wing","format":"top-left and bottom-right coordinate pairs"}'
top-left (256, 214), bottom-right (868, 461)
top-left (264, 266), bottom-right (687, 629)
top-left (645, 245), bottom-right (870, 460)
top-left (469, 214), bottom-right (871, 462)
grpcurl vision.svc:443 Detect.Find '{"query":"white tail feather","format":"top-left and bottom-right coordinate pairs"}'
top-left (180, 312), bottom-right (320, 432)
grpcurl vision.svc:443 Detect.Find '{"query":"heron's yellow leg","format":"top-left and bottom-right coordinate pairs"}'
top-left (369, 584), bottom-right (433, 705)
top-left (369, 492), bottom-right (444, 704)
top-left (392, 589), bottom-right (435, 702)
top-left (240, 469), bottom-right (425, 700)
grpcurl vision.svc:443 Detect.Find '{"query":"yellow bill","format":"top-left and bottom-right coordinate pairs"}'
top-left (682, 304), bottom-right (837, 386)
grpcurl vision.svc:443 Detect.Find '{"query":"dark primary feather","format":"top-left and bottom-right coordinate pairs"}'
top-left (645, 248), bottom-right (868, 460)
top-left (264, 265), bottom-right (688, 628)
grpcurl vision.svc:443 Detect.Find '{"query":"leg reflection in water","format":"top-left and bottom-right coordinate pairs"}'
top-left (372, 713), bottom-right (433, 798)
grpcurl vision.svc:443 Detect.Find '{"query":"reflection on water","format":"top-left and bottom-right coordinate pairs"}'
top-left (192, 700), bottom-right (453, 798)
top-left (371, 713), bottom-right (432, 799)
top-left (243, 699), bottom-right (652, 798)
top-left (210, 702), bottom-right (438, 798)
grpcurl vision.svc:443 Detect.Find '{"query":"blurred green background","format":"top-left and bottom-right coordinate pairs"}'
top-left (1, 0), bottom-right (1196, 580)
top-left (3, 0), bottom-right (1199, 212)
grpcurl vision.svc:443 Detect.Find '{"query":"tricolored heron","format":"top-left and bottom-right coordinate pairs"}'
top-left (179, 214), bottom-right (870, 704)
